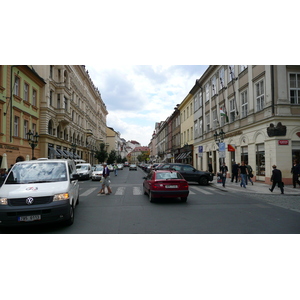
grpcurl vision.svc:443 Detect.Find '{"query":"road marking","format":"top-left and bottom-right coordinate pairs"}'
top-left (190, 186), bottom-right (213, 195)
top-left (133, 187), bottom-right (143, 195)
top-left (115, 187), bottom-right (126, 195)
top-left (80, 188), bottom-right (97, 196)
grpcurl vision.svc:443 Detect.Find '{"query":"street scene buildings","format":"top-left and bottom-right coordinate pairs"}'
top-left (150, 65), bottom-right (300, 185)
top-left (1, 65), bottom-right (300, 186)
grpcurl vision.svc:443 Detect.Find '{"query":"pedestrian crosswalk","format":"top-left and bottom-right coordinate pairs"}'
top-left (79, 185), bottom-right (225, 197)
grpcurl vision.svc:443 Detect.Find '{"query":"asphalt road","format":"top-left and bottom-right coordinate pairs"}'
top-left (1, 167), bottom-right (300, 234)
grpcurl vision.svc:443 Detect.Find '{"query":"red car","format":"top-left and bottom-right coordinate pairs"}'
top-left (143, 170), bottom-right (189, 202)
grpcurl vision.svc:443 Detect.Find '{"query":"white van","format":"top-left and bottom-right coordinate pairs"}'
top-left (0, 159), bottom-right (79, 227)
top-left (75, 163), bottom-right (92, 180)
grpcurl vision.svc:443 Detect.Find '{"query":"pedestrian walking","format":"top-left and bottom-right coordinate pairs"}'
top-left (269, 165), bottom-right (284, 194)
top-left (220, 162), bottom-right (228, 187)
top-left (113, 163), bottom-right (118, 176)
top-left (245, 162), bottom-right (254, 185)
top-left (231, 161), bottom-right (239, 183)
top-left (208, 161), bottom-right (213, 174)
top-left (291, 160), bottom-right (300, 188)
top-left (238, 161), bottom-right (248, 188)
top-left (98, 162), bottom-right (112, 195)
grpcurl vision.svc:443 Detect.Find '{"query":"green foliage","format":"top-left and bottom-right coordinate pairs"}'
top-left (137, 151), bottom-right (149, 163)
top-left (94, 143), bottom-right (108, 164)
top-left (107, 150), bottom-right (117, 165)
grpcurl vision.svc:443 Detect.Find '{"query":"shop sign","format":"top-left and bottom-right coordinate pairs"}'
top-left (278, 140), bottom-right (289, 145)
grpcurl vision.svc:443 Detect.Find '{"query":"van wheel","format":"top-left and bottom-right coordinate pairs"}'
top-left (181, 197), bottom-right (187, 202)
top-left (65, 203), bottom-right (74, 226)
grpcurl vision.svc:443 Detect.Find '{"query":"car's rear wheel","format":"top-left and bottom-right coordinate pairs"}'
top-left (149, 191), bottom-right (155, 203)
top-left (181, 197), bottom-right (187, 202)
top-left (199, 176), bottom-right (208, 185)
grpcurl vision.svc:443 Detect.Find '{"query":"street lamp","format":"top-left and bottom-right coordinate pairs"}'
top-left (213, 129), bottom-right (225, 144)
top-left (26, 130), bottom-right (39, 159)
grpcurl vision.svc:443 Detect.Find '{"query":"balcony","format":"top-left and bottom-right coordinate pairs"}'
top-left (86, 129), bottom-right (93, 136)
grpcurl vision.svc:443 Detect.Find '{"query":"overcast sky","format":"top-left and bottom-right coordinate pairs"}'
top-left (86, 65), bottom-right (208, 146)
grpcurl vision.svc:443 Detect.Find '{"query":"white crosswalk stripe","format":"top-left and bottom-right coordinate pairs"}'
top-left (80, 185), bottom-right (226, 197)
top-left (189, 186), bottom-right (213, 195)
top-left (133, 187), bottom-right (143, 195)
top-left (80, 188), bottom-right (97, 196)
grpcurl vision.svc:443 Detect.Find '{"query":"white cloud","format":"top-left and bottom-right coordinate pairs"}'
top-left (87, 65), bottom-right (208, 146)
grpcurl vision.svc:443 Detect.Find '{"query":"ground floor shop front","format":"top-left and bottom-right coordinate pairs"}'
top-left (193, 121), bottom-right (300, 185)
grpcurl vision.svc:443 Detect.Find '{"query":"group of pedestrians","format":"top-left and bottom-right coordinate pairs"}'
top-left (220, 161), bottom-right (253, 188)
top-left (218, 159), bottom-right (300, 194)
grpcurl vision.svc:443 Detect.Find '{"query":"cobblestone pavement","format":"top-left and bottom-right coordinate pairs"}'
top-left (211, 179), bottom-right (300, 213)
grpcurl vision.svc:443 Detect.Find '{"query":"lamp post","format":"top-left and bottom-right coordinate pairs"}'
top-left (213, 129), bottom-right (225, 145)
top-left (26, 130), bottom-right (39, 159)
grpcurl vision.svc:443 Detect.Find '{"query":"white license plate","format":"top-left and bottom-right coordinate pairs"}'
top-left (18, 215), bottom-right (41, 222)
top-left (165, 185), bottom-right (178, 188)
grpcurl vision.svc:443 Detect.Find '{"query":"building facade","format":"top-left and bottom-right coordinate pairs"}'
top-left (151, 65), bottom-right (300, 185)
top-left (192, 65), bottom-right (300, 184)
top-left (32, 65), bottom-right (108, 165)
top-left (0, 65), bottom-right (46, 167)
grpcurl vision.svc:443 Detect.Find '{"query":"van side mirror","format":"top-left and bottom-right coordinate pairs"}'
top-left (71, 173), bottom-right (79, 180)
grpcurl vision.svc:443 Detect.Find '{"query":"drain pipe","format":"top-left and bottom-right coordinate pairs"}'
top-left (271, 65), bottom-right (275, 115)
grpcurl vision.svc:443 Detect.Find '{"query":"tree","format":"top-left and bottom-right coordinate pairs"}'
top-left (137, 151), bottom-right (149, 163)
top-left (107, 150), bottom-right (117, 165)
top-left (94, 143), bottom-right (108, 164)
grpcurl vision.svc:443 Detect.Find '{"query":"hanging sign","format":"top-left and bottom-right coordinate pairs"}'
top-left (219, 142), bottom-right (225, 152)
top-left (228, 144), bottom-right (235, 152)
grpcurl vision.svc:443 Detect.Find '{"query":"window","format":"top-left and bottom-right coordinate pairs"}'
top-left (256, 80), bottom-right (264, 111)
top-left (205, 113), bottom-right (210, 132)
top-left (57, 94), bottom-right (60, 109)
top-left (32, 89), bottom-right (37, 106)
top-left (24, 83), bottom-right (29, 102)
top-left (190, 126), bottom-right (193, 140)
top-left (50, 90), bottom-right (53, 106)
top-left (289, 73), bottom-right (300, 104)
top-left (212, 76), bottom-right (217, 96)
top-left (205, 83), bottom-right (210, 102)
top-left (239, 65), bottom-right (247, 73)
top-left (219, 67), bottom-right (225, 89)
top-left (24, 120), bottom-right (29, 138)
top-left (228, 65), bottom-right (235, 82)
top-left (14, 76), bottom-right (20, 96)
top-left (212, 109), bottom-right (218, 129)
top-left (229, 99), bottom-right (235, 122)
top-left (199, 91), bottom-right (203, 107)
top-left (194, 121), bottom-right (198, 137)
top-left (194, 95), bottom-right (199, 111)
top-left (32, 123), bottom-right (37, 135)
top-left (14, 116), bottom-right (19, 137)
top-left (50, 65), bottom-right (53, 78)
top-left (241, 90), bottom-right (248, 118)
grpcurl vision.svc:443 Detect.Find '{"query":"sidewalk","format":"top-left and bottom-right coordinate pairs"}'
top-left (211, 179), bottom-right (300, 195)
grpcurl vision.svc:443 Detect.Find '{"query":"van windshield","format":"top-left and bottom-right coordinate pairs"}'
top-left (5, 162), bottom-right (68, 184)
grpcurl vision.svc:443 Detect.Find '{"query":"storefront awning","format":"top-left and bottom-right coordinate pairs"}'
top-left (48, 147), bottom-right (61, 158)
top-left (56, 149), bottom-right (68, 158)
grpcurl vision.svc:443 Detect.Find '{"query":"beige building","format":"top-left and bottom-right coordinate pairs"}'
top-left (192, 65), bottom-right (300, 184)
top-left (32, 65), bottom-right (108, 165)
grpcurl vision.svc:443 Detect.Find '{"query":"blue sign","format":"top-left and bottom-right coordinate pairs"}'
top-left (219, 142), bottom-right (225, 152)
top-left (198, 146), bottom-right (203, 153)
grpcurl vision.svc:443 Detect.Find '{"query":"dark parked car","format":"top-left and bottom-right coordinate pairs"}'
top-left (156, 163), bottom-right (213, 185)
top-left (143, 170), bottom-right (189, 202)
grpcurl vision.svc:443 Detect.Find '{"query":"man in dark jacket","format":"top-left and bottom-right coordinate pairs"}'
top-left (269, 165), bottom-right (284, 194)
top-left (291, 160), bottom-right (300, 188)
top-left (231, 162), bottom-right (239, 183)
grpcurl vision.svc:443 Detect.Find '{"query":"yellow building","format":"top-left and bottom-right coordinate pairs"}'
top-left (0, 65), bottom-right (45, 168)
